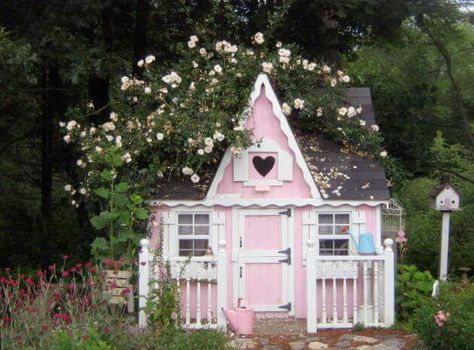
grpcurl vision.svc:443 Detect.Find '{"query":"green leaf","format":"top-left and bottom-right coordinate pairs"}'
top-left (91, 237), bottom-right (108, 256)
top-left (117, 228), bottom-right (137, 243)
top-left (100, 170), bottom-right (114, 181)
top-left (112, 153), bottom-right (123, 167)
top-left (130, 194), bottom-right (143, 204)
top-left (113, 193), bottom-right (129, 208)
top-left (118, 212), bottom-right (131, 225)
top-left (94, 187), bottom-right (110, 199)
top-left (135, 207), bottom-right (148, 220)
top-left (115, 182), bottom-right (129, 193)
top-left (90, 211), bottom-right (119, 230)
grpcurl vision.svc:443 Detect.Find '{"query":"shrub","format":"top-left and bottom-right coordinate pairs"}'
top-left (0, 260), bottom-right (132, 349)
top-left (396, 264), bottom-right (435, 322)
top-left (47, 328), bottom-right (114, 350)
top-left (155, 328), bottom-right (230, 350)
top-left (413, 283), bottom-right (474, 349)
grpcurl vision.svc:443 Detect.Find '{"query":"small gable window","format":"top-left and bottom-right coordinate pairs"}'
top-left (178, 213), bottom-right (210, 256)
top-left (318, 213), bottom-right (350, 255)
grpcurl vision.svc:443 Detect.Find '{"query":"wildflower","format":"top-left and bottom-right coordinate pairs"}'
top-left (62, 271), bottom-right (70, 277)
top-left (48, 265), bottom-right (56, 271)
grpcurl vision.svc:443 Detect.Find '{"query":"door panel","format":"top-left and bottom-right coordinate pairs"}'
top-left (238, 209), bottom-right (290, 312)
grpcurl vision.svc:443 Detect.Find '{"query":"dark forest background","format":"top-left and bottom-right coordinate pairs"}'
top-left (1, 0), bottom-right (473, 275)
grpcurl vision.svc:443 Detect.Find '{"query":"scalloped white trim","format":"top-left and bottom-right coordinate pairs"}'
top-left (207, 74), bottom-right (320, 199)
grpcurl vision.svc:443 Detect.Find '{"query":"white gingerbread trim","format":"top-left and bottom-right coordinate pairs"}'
top-left (206, 74), bottom-right (320, 199)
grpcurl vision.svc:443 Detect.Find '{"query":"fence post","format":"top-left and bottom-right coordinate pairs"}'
top-left (138, 238), bottom-right (150, 329)
top-left (217, 235), bottom-right (227, 329)
top-left (306, 238), bottom-right (317, 333)
top-left (383, 238), bottom-right (395, 327)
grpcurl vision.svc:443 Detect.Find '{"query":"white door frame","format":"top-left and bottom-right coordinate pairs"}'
top-left (234, 208), bottom-right (295, 315)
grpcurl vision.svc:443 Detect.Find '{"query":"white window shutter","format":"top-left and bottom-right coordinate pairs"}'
top-left (302, 210), bottom-right (317, 263)
top-left (278, 150), bottom-right (293, 181)
top-left (212, 211), bottom-right (226, 255)
top-left (162, 212), bottom-right (177, 257)
top-left (233, 152), bottom-right (248, 181)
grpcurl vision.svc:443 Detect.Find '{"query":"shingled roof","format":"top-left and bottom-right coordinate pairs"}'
top-left (151, 87), bottom-right (390, 201)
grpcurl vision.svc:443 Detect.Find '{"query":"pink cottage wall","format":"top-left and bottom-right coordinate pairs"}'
top-left (216, 86), bottom-right (312, 199)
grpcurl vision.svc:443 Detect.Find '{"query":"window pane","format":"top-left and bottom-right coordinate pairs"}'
top-left (319, 225), bottom-right (333, 235)
top-left (194, 239), bottom-right (208, 250)
top-left (195, 226), bottom-right (209, 235)
top-left (335, 225), bottom-right (350, 234)
top-left (319, 239), bottom-right (334, 255)
top-left (179, 239), bottom-right (193, 249)
top-left (178, 225), bottom-right (193, 235)
top-left (195, 214), bottom-right (209, 224)
top-left (179, 249), bottom-right (193, 257)
top-left (319, 214), bottom-right (333, 224)
top-left (334, 240), bottom-right (349, 255)
top-left (178, 214), bottom-right (193, 224)
top-left (335, 214), bottom-right (350, 224)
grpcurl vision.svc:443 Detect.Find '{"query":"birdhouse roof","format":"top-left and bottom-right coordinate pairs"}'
top-left (430, 183), bottom-right (461, 199)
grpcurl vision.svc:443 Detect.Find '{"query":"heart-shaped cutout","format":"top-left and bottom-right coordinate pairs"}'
top-left (252, 156), bottom-right (275, 177)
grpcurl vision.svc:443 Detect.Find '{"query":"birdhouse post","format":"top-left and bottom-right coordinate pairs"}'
top-left (430, 182), bottom-right (461, 281)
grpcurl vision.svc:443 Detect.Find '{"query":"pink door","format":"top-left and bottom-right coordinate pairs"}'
top-left (237, 209), bottom-right (292, 313)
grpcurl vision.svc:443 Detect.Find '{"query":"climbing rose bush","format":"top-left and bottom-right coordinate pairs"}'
top-left (60, 32), bottom-right (386, 205)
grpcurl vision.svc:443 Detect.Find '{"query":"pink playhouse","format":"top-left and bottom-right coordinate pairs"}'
top-left (138, 74), bottom-right (395, 333)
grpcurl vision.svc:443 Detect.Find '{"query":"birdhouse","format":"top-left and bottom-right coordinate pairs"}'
top-left (430, 183), bottom-right (461, 211)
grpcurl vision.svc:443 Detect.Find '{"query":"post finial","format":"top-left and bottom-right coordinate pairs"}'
top-left (384, 238), bottom-right (394, 252)
top-left (140, 238), bottom-right (150, 249)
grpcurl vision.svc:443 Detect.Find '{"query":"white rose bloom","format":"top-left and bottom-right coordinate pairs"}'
top-left (66, 120), bottom-right (77, 131)
top-left (95, 146), bottom-right (102, 153)
top-left (146, 137), bottom-right (152, 143)
top-left (192, 61), bottom-right (198, 68)
top-left (347, 106), bottom-right (356, 118)
top-left (156, 133), bottom-right (164, 141)
top-left (144, 87), bottom-right (151, 94)
top-left (133, 96), bottom-right (138, 102)
top-left (182, 167), bottom-right (193, 175)
top-left (322, 65), bottom-right (331, 73)
top-left (342, 75), bottom-right (350, 83)
top-left (294, 98), bottom-right (305, 110)
top-left (380, 151), bottom-right (388, 158)
top-left (63, 135), bottom-right (71, 143)
top-left (197, 149), bottom-right (204, 155)
top-left (64, 184), bottom-right (72, 192)
top-left (59, 121), bottom-right (66, 127)
top-left (187, 35), bottom-right (198, 48)
top-left (71, 200), bottom-right (76, 206)
top-left (317, 107), bottom-right (323, 117)
top-left (359, 119), bottom-right (366, 126)
top-left (77, 159), bottom-right (83, 166)
top-left (122, 152), bottom-right (132, 163)
top-left (204, 145), bottom-right (213, 153)
top-left (145, 55), bottom-right (155, 64)
top-left (80, 131), bottom-right (86, 138)
top-left (213, 64), bottom-right (223, 74)
top-left (253, 32), bottom-right (264, 45)
top-left (208, 70), bottom-right (216, 76)
top-left (278, 48), bottom-right (291, 57)
top-left (106, 135), bottom-right (114, 142)
top-left (371, 124), bottom-right (379, 132)
top-left (110, 112), bottom-right (118, 121)
top-left (191, 173), bottom-right (200, 183)
top-left (282, 103), bottom-right (292, 116)
top-left (102, 122), bottom-right (115, 131)
top-left (79, 188), bottom-right (87, 195)
top-left (115, 136), bottom-right (122, 148)
top-left (276, 41), bottom-right (282, 48)
top-left (137, 59), bottom-right (144, 67)
top-left (90, 127), bottom-right (96, 135)
top-left (121, 76), bottom-right (129, 83)
top-left (189, 82), bottom-right (195, 91)
top-left (330, 78), bottom-right (337, 87)
top-left (356, 106), bottom-right (363, 114)
top-left (204, 137), bottom-right (214, 146)
top-left (338, 107), bottom-right (348, 116)
top-left (199, 48), bottom-right (207, 57)
top-left (261, 62), bottom-right (273, 74)
top-left (279, 56), bottom-right (290, 65)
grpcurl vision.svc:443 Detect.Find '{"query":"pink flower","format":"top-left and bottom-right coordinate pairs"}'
top-left (48, 264), bottom-right (56, 271)
top-left (395, 229), bottom-right (407, 243)
top-left (121, 288), bottom-right (131, 296)
top-left (62, 271), bottom-right (70, 277)
top-left (434, 310), bottom-right (450, 327)
top-left (70, 267), bottom-right (77, 273)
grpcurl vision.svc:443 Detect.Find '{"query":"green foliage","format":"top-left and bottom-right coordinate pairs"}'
top-left (351, 322), bottom-right (365, 333)
top-left (413, 283), bottom-right (474, 350)
top-left (48, 328), bottom-right (114, 350)
top-left (155, 328), bottom-right (230, 350)
top-left (396, 264), bottom-right (435, 322)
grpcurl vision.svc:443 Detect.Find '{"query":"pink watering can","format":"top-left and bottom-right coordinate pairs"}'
top-left (222, 298), bottom-right (254, 335)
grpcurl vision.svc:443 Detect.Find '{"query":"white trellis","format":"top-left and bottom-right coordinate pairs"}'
top-left (382, 199), bottom-right (404, 240)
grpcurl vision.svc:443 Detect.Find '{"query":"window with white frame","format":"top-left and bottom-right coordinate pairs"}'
top-left (177, 213), bottom-right (210, 256)
top-left (318, 213), bottom-right (351, 255)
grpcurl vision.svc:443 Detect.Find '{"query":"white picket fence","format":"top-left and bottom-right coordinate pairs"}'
top-left (138, 238), bottom-right (227, 329)
top-left (306, 238), bottom-right (395, 332)
top-left (138, 237), bottom-right (394, 333)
